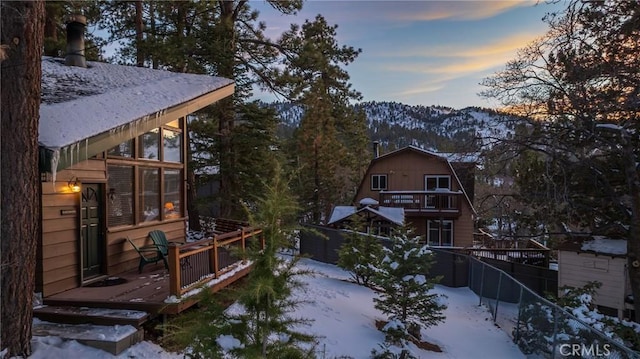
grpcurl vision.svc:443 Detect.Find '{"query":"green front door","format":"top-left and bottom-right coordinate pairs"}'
top-left (81, 184), bottom-right (104, 280)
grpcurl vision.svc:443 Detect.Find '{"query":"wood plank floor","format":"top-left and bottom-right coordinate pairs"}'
top-left (43, 262), bottom-right (251, 315)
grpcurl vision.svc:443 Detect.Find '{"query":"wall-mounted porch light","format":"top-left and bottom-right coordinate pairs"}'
top-left (68, 178), bottom-right (81, 193)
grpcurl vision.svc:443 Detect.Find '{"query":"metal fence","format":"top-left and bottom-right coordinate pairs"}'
top-left (300, 226), bottom-right (640, 359)
top-left (434, 249), bottom-right (639, 359)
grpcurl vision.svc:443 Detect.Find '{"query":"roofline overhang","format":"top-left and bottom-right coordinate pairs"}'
top-left (40, 82), bottom-right (234, 172)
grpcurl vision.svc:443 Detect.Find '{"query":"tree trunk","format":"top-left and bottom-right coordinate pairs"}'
top-left (0, 1), bottom-right (45, 356)
top-left (134, 0), bottom-right (144, 67)
top-left (186, 126), bottom-right (202, 231)
top-left (216, 0), bottom-right (237, 218)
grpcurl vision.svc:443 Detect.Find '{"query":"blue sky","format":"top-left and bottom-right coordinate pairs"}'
top-left (253, 0), bottom-right (566, 109)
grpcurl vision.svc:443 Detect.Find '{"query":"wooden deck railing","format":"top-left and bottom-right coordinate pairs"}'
top-left (379, 190), bottom-right (463, 215)
top-left (167, 226), bottom-right (263, 297)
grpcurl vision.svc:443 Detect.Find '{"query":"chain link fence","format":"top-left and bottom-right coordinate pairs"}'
top-left (299, 227), bottom-right (639, 358)
top-left (458, 249), bottom-right (639, 359)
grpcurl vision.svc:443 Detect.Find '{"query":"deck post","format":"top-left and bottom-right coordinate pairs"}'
top-left (168, 244), bottom-right (180, 297)
top-left (212, 236), bottom-right (219, 278)
top-left (241, 227), bottom-right (246, 253)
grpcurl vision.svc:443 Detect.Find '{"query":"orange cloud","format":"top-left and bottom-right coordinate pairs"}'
top-left (396, 1), bottom-right (536, 21)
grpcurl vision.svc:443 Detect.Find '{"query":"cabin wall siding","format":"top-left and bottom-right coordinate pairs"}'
top-left (558, 250), bottom-right (627, 315)
top-left (39, 160), bottom-right (106, 296)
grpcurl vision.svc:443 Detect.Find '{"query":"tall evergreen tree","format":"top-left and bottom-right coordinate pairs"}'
top-left (1, 1), bottom-right (45, 356)
top-left (278, 15), bottom-right (369, 223)
top-left (372, 226), bottom-right (446, 358)
top-left (480, 0), bottom-right (640, 319)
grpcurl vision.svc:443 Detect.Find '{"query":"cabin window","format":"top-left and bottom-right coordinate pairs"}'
top-left (107, 139), bottom-right (133, 158)
top-left (139, 167), bottom-right (160, 222)
top-left (371, 174), bottom-right (387, 190)
top-left (107, 165), bottom-right (134, 226)
top-left (162, 129), bottom-right (182, 163)
top-left (425, 175), bottom-right (450, 191)
top-left (164, 169), bottom-right (182, 219)
top-left (427, 220), bottom-right (453, 246)
top-left (138, 129), bottom-right (160, 160)
top-left (425, 175), bottom-right (451, 208)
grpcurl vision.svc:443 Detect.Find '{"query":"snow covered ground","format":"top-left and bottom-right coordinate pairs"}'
top-left (28, 258), bottom-right (523, 358)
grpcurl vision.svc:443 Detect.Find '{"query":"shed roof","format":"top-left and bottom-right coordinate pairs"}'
top-left (558, 235), bottom-right (627, 257)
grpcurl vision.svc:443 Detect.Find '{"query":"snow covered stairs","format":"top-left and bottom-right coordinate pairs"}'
top-left (32, 306), bottom-right (149, 355)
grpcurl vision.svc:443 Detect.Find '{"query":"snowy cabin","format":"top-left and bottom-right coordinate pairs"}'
top-left (37, 51), bottom-right (233, 298)
top-left (351, 145), bottom-right (477, 247)
top-left (557, 236), bottom-right (632, 319)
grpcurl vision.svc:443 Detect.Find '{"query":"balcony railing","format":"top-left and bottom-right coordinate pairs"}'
top-left (167, 225), bottom-right (263, 298)
top-left (379, 190), bottom-right (463, 215)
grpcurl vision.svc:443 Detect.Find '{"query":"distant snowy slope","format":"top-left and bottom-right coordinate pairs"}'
top-left (267, 101), bottom-right (521, 151)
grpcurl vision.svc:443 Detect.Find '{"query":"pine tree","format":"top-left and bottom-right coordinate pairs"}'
top-left (480, 0), bottom-right (640, 319)
top-left (372, 226), bottom-right (446, 357)
top-left (337, 216), bottom-right (384, 287)
top-left (278, 15), bottom-right (369, 223)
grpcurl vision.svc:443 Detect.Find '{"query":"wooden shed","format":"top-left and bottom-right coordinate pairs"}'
top-left (557, 236), bottom-right (632, 319)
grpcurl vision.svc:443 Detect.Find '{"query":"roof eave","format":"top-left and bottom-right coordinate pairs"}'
top-left (41, 82), bottom-right (234, 172)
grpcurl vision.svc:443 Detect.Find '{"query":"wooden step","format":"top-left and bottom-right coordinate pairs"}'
top-left (32, 321), bottom-right (144, 355)
top-left (33, 305), bottom-right (150, 328)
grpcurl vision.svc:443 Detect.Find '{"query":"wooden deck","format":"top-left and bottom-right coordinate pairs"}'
top-left (43, 260), bottom-right (252, 315)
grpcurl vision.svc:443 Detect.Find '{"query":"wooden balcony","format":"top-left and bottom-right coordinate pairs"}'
top-left (379, 190), bottom-right (463, 217)
top-left (41, 223), bottom-right (263, 317)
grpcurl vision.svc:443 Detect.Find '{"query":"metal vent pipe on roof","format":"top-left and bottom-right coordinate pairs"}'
top-left (373, 141), bottom-right (380, 158)
top-left (65, 14), bottom-right (87, 68)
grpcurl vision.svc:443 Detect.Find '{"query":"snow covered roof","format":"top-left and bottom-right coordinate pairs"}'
top-left (581, 237), bottom-right (627, 256)
top-left (39, 57), bottom-right (233, 169)
top-left (559, 235), bottom-right (627, 257)
top-left (327, 205), bottom-right (404, 226)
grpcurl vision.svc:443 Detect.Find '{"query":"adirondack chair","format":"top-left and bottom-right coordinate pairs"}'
top-left (126, 237), bottom-right (169, 273)
top-left (148, 229), bottom-right (185, 254)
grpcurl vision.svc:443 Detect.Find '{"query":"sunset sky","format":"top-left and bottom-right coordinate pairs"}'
top-left (253, 0), bottom-right (566, 109)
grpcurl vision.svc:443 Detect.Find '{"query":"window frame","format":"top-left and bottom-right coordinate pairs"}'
top-left (427, 219), bottom-right (454, 246)
top-left (105, 118), bottom-right (186, 228)
top-left (371, 174), bottom-right (388, 191)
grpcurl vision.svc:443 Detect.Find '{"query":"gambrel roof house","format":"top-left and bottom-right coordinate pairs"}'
top-left (348, 145), bottom-right (478, 247)
top-left (37, 52), bottom-right (235, 306)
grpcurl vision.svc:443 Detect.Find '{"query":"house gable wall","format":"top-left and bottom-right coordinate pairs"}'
top-left (354, 149), bottom-right (475, 247)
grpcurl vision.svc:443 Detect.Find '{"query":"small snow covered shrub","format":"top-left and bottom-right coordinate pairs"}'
top-left (337, 216), bottom-right (384, 287)
top-left (371, 226), bottom-right (446, 358)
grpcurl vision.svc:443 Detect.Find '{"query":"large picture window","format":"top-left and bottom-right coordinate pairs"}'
top-left (163, 129), bottom-right (182, 163)
top-left (138, 129), bottom-right (160, 160)
top-left (139, 167), bottom-right (160, 222)
top-left (371, 174), bottom-right (387, 190)
top-left (164, 169), bottom-right (182, 218)
top-left (105, 119), bottom-right (185, 227)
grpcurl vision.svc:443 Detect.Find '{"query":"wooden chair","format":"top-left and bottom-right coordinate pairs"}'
top-left (126, 237), bottom-right (169, 273)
